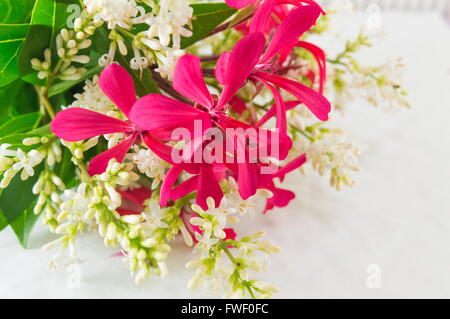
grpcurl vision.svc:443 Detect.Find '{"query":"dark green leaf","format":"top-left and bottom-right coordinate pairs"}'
top-left (10, 201), bottom-right (41, 247)
top-left (181, 3), bottom-right (236, 49)
top-left (0, 125), bottom-right (53, 152)
top-left (0, 112), bottom-right (41, 137)
top-left (54, 146), bottom-right (76, 186)
top-left (0, 209), bottom-right (7, 231)
top-left (18, 0), bottom-right (56, 84)
top-left (0, 0), bottom-right (35, 24)
top-left (0, 163), bottom-right (43, 224)
top-left (0, 24), bottom-right (29, 87)
top-left (0, 79), bottom-right (40, 116)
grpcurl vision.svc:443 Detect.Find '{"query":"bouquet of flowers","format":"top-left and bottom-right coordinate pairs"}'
top-left (0, 0), bottom-right (409, 298)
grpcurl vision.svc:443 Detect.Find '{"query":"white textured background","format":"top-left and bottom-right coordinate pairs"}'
top-left (1, 10), bottom-right (450, 298)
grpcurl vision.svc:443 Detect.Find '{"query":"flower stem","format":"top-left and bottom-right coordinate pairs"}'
top-left (35, 86), bottom-right (56, 119)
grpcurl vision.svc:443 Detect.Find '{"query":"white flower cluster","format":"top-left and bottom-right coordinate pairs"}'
top-left (82, 0), bottom-right (193, 79)
top-left (295, 128), bottom-right (362, 190)
top-left (186, 199), bottom-right (279, 298)
top-left (0, 138), bottom-right (62, 188)
top-left (84, 0), bottom-right (140, 29)
top-left (32, 13), bottom-right (97, 81)
top-left (127, 146), bottom-right (168, 189)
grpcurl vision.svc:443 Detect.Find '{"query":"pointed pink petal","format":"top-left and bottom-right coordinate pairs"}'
top-left (298, 41), bottom-right (326, 93)
top-left (258, 79), bottom-right (287, 136)
top-left (173, 55), bottom-right (214, 108)
top-left (256, 100), bottom-right (301, 127)
top-left (255, 71), bottom-right (331, 121)
top-left (267, 186), bottom-right (295, 207)
top-left (279, 0), bottom-right (325, 14)
top-left (141, 134), bottom-right (177, 165)
top-left (170, 175), bottom-right (199, 202)
top-left (238, 162), bottom-right (258, 200)
top-left (160, 165), bottom-right (184, 207)
top-left (275, 154), bottom-right (307, 181)
top-left (229, 96), bottom-right (248, 115)
top-left (215, 51), bottom-right (231, 85)
top-left (196, 165), bottom-right (223, 209)
top-left (224, 228), bottom-right (237, 241)
top-left (249, 0), bottom-right (278, 33)
top-left (99, 63), bottom-right (136, 117)
top-left (218, 115), bottom-right (292, 160)
top-left (129, 94), bottom-right (210, 131)
top-left (119, 187), bottom-right (152, 207)
top-left (216, 33), bottom-right (266, 109)
top-left (51, 108), bottom-right (134, 142)
top-left (259, 5), bottom-right (321, 64)
top-left (88, 135), bottom-right (136, 176)
top-left (225, 0), bottom-right (255, 9)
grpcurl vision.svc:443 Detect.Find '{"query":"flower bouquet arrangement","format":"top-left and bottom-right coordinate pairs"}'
top-left (0, 0), bottom-right (409, 298)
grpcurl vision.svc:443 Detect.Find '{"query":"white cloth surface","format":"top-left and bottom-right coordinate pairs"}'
top-left (1, 12), bottom-right (450, 299)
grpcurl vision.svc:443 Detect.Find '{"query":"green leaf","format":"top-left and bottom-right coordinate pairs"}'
top-left (0, 112), bottom-right (41, 137)
top-left (54, 146), bottom-right (76, 186)
top-left (10, 201), bottom-right (41, 247)
top-left (0, 210), bottom-right (7, 231)
top-left (0, 0), bottom-right (34, 24)
top-left (0, 79), bottom-right (40, 117)
top-left (0, 163), bottom-right (43, 224)
top-left (0, 125), bottom-right (53, 152)
top-left (181, 3), bottom-right (236, 49)
top-left (18, 0), bottom-right (56, 84)
top-left (48, 65), bottom-right (102, 97)
top-left (0, 24), bottom-right (29, 87)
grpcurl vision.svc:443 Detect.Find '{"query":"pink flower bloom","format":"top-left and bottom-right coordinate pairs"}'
top-left (117, 187), bottom-right (152, 216)
top-left (216, 5), bottom-right (331, 138)
top-left (51, 64), bottom-right (174, 176)
top-left (130, 49), bottom-right (292, 205)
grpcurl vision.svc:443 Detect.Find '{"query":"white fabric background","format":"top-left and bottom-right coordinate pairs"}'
top-left (1, 12), bottom-right (450, 299)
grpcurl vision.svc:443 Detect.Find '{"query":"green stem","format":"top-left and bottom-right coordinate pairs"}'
top-left (35, 86), bottom-right (56, 119)
top-left (219, 242), bottom-right (257, 299)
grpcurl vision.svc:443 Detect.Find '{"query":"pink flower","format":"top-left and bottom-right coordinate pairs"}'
top-left (51, 64), bottom-right (174, 176)
top-left (216, 5), bottom-right (331, 139)
top-left (225, 0), bottom-right (323, 11)
top-left (117, 187), bottom-right (152, 216)
top-left (130, 49), bottom-right (292, 204)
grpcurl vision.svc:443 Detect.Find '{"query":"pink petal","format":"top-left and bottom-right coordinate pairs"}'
top-left (51, 108), bottom-right (134, 142)
top-left (298, 41), bottom-right (326, 93)
top-left (249, 0), bottom-right (278, 33)
top-left (196, 165), bottom-right (223, 209)
top-left (173, 55), bottom-right (213, 108)
top-left (216, 33), bottom-right (266, 109)
top-left (170, 175), bottom-right (199, 202)
top-left (259, 5), bottom-right (321, 64)
top-left (87, 135), bottom-right (136, 176)
top-left (215, 51), bottom-right (231, 85)
top-left (275, 154), bottom-right (307, 181)
top-left (279, 0), bottom-right (325, 14)
top-left (255, 71), bottom-right (331, 121)
top-left (129, 94), bottom-right (211, 132)
top-left (238, 162), bottom-right (258, 200)
top-left (99, 63), bottom-right (137, 117)
top-left (267, 186), bottom-right (295, 207)
top-left (224, 228), bottom-right (237, 241)
top-left (256, 100), bottom-right (301, 127)
top-left (218, 115), bottom-right (292, 160)
top-left (225, 0), bottom-right (255, 9)
top-left (229, 96), bottom-right (248, 115)
top-left (160, 165), bottom-right (184, 207)
top-left (141, 134), bottom-right (177, 165)
top-left (258, 79), bottom-right (287, 136)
